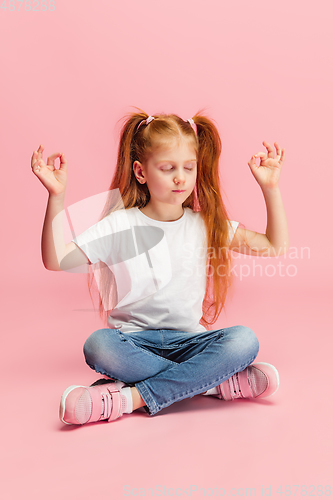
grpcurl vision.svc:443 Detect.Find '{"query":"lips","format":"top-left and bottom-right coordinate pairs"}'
top-left (172, 190), bottom-right (185, 192)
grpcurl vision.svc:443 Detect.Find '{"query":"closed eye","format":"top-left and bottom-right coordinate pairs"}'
top-left (162, 167), bottom-right (194, 171)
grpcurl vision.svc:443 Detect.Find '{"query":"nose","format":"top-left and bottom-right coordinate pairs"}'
top-left (174, 172), bottom-right (186, 186)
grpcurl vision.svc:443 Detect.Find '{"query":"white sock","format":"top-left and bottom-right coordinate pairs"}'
top-left (120, 386), bottom-right (133, 413)
top-left (202, 386), bottom-right (219, 396)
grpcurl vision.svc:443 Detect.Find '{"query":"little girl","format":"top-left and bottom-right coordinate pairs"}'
top-left (31, 110), bottom-right (288, 425)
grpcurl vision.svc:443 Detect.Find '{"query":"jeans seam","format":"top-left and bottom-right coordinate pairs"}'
top-left (135, 381), bottom-right (159, 415)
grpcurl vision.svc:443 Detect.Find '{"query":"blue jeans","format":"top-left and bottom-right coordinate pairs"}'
top-left (83, 326), bottom-right (259, 416)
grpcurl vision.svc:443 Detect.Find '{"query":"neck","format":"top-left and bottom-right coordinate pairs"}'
top-left (139, 202), bottom-right (184, 222)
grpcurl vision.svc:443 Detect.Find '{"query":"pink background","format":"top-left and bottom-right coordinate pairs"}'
top-left (1, 0), bottom-right (332, 498)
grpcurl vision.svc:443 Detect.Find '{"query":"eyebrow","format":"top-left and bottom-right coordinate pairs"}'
top-left (157, 159), bottom-right (197, 164)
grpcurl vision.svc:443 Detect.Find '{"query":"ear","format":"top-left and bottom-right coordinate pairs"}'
top-left (133, 161), bottom-right (146, 184)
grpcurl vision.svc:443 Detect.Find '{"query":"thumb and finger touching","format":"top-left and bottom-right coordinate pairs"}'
top-left (31, 145), bottom-right (68, 194)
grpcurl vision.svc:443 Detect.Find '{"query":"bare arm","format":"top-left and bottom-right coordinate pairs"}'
top-left (230, 186), bottom-right (288, 256)
top-left (229, 141), bottom-right (289, 257)
top-left (32, 145), bottom-right (90, 271)
top-left (41, 193), bottom-right (91, 271)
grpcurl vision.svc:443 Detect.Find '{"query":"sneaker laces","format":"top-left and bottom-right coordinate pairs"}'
top-left (228, 372), bottom-right (243, 399)
top-left (228, 366), bottom-right (269, 399)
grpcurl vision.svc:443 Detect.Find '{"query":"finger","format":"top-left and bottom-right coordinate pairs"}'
top-left (254, 152), bottom-right (268, 163)
top-left (31, 146), bottom-right (42, 164)
top-left (31, 150), bottom-right (43, 170)
top-left (32, 157), bottom-right (42, 174)
top-left (31, 150), bottom-right (38, 165)
top-left (280, 148), bottom-right (286, 164)
top-left (32, 145), bottom-right (44, 172)
top-left (46, 152), bottom-right (63, 168)
top-left (36, 144), bottom-right (44, 160)
top-left (263, 141), bottom-right (274, 158)
top-left (250, 153), bottom-right (264, 168)
top-left (274, 142), bottom-right (285, 163)
top-left (250, 155), bottom-right (258, 166)
top-left (59, 153), bottom-right (67, 171)
top-left (248, 156), bottom-right (259, 171)
top-left (274, 141), bottom-right (282, 154)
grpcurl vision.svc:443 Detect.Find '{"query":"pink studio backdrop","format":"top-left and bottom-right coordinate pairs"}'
top-left (1, 1), bottom-right (332, 499)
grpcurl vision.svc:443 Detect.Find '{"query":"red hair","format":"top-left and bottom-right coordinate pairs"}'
top-left (86, 107), bottom-right (236, 329)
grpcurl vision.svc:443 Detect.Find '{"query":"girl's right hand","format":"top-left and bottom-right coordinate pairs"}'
top-left (31, 145), bottom-right (68, 197)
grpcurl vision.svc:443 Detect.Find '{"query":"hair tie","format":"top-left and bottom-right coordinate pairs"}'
top-left (136, 115), bottom-right (155, 132)
top-left (187, 118), bottom-right (197, 136)
top-left (135, 115), bottom-right (197, 135)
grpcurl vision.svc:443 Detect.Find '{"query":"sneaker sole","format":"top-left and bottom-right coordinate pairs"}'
top-left (59, 385), bottom-right (85, 425)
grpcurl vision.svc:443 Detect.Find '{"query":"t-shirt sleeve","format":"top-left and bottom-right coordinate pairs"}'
top-left (71, 216), bottom-right (114, 265)
top-left (228, 220), bottom-right (239, 246)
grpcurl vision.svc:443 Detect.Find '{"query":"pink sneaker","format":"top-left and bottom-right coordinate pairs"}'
top-left (59, 378), bottom-right (127, 425)
top-left (216, 362), bottom-right (279, 400)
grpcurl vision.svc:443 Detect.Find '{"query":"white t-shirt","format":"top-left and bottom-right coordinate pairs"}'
top-left (72, 206), bottom-right (239, 334)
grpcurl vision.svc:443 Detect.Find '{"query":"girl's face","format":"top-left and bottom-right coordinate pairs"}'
top-left (133, 141), bottom-right (197, 209)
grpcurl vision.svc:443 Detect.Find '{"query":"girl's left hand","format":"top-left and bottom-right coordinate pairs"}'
top-left (248, 141), bottom-right (285, 190)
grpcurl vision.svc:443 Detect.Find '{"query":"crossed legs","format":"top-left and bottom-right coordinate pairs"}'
top-left (82, 326), bottom-right (260, 416)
